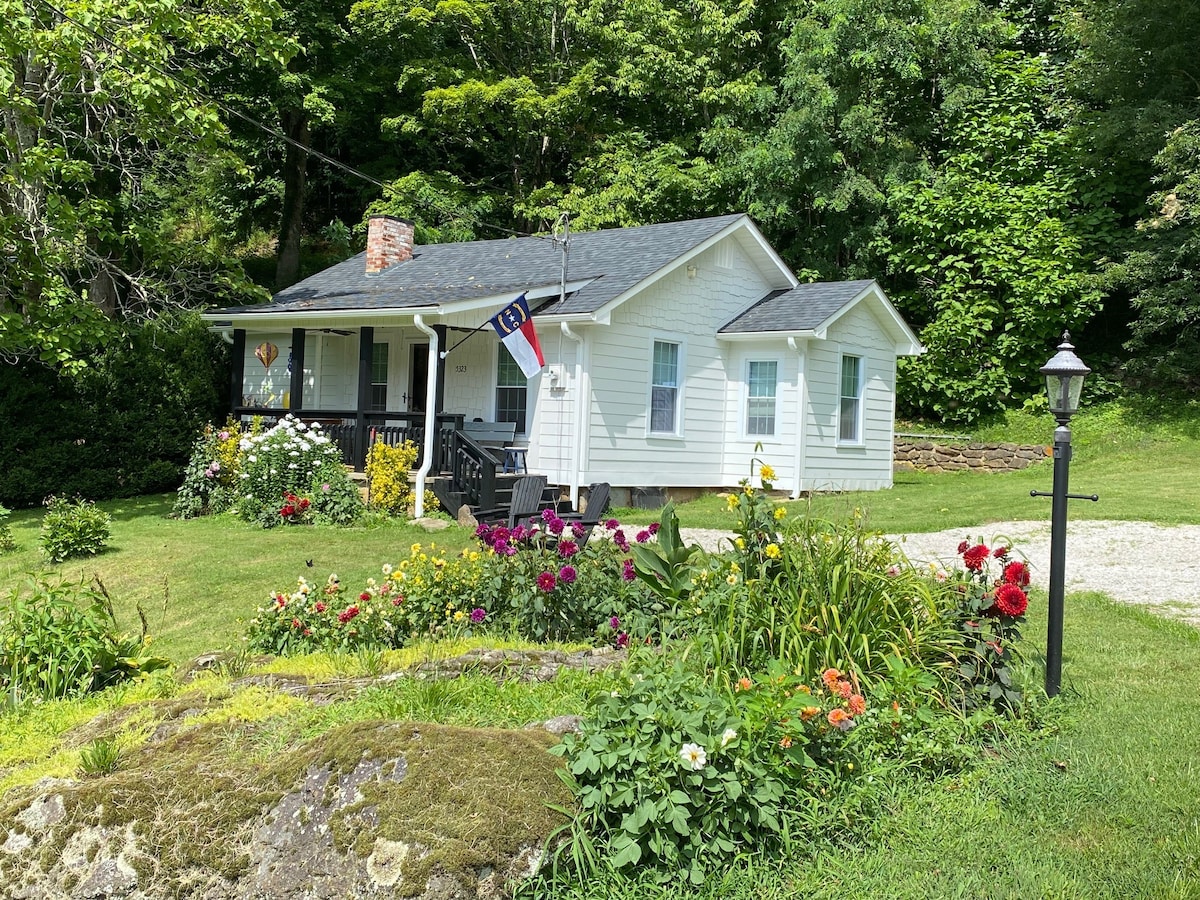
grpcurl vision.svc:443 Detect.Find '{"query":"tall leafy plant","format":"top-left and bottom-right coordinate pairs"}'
top-left (0, 576), bottom-right (168, 705)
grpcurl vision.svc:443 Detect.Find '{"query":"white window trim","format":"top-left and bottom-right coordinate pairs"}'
top-left (837, 351), bottom-right (865, 447)
top-left (493, 340), bottom-right (532, 437)
top-left (645, 332), bottom-right (687, 439)
top-left (742, 356), bottom-right (782, 442)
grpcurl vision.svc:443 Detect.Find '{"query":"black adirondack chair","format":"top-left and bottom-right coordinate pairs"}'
top-left (477, 474), bottom-right (549, 529)
top-left (558, 482), bottom-right (611, 545)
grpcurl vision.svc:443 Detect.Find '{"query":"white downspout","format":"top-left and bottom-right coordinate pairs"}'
top-left (412, 314), bottom-right (439, 518)
top-left (789, 337), bottom-right (809, 499)
top-left (560, 322), bottom-right (586, 509)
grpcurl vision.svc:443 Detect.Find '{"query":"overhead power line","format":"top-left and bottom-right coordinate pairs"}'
top-left (27, 0), bottom-right (552, 242)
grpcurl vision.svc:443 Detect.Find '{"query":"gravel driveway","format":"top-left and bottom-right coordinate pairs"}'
top-left (680, 520), bottom-right (1200, 626)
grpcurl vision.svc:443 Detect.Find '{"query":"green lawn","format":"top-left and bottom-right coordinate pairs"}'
top-left (3, 400), bottom-right (1200, 896)
top-left (0, 497), bottom-right (474, 664)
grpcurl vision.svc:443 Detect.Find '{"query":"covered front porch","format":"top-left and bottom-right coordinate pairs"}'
top-left (223, 322), bottom-right (546, 516)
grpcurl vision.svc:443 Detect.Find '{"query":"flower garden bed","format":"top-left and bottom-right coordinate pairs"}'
top-left (236, 463), bottom-right (1037, 889)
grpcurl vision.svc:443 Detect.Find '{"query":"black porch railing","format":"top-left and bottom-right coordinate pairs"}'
top-left (231, 408), bottom-right (464, 471)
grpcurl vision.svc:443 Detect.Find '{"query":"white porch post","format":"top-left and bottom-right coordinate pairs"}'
top-left (412, 315), bottom-right (440, 518)
top-left (560, 322), bottom-right (587, 509)
top-left (789, 336), bottom-right (809, 499)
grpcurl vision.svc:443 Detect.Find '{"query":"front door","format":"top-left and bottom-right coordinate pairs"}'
top-left (408, 343), bottom-right (429, 411)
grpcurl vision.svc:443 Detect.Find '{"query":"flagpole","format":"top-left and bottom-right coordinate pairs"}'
top-left (439, 322), bottom-right (490, 359)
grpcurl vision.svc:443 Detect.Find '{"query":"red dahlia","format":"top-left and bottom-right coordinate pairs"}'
top-left (1002, 560), bottom-right (1031, 587)
top-left (957, 540), bottom-right (970, 554)
top-left (962, 544), bottom-right (990, 572)
top-left (992, 583), bottom-right (1028, 617)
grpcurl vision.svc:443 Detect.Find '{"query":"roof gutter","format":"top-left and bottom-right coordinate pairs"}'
top-left (411, 314), bottom-right (440, 519)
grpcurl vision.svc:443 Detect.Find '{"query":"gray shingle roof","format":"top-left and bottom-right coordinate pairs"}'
top-left (719, 280), bottom-right (878, 333)
top-left (214, 214), bottom-right (747, 317)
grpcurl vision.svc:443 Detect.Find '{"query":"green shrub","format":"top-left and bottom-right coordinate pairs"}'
top-left (0, 575), bottom-right (170, 704)
top-left (0, 504), bottom-right (16, 554)
top-left (553, 653), bottom-right (868, 883)
top-left (365, 439), bottom-right (420, 515)
top-left (39, 495), bottom-right (112, 563)
top-left (174, 422), bottom-right (243, 519)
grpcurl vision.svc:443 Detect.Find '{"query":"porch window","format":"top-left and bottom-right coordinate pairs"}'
top-left (746, 360), bottom-right (778, 436)
top-left (650, 340), bottom-right (680, 434)
top-left (839, 354), bottom-right (863, 443)
top-left (496, 345), bottom-right (527, 434)
top-left (370, 343), bottom-right (389, 411)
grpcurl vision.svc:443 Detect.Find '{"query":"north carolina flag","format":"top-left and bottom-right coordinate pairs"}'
top-left (488, 294), bottom-right (544, 378)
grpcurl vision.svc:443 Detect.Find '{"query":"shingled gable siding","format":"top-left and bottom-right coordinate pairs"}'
top-left (584, 239), bottom-right (776, 488)
top-left (800, 300), bottom-right (897, 491)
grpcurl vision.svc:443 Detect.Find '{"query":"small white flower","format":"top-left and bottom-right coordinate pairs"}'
top-left (296, 421), bottom-right (308, 431)
top-left (720, 728), bottom-right (738, 749)
top-left (382, 564), bottom-right (393, 576)
top-left (248, 454), bottom-right (257, 462)
top-left (680, 743), bottom-right (706, 770)
top-left (239, 439), bottom-right (252, 450)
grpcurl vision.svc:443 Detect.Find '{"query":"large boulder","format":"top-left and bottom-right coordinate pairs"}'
top-left (0, 710), bottom-right (572, 899)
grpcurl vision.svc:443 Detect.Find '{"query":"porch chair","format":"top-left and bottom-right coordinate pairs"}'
top-left (558, 482), bottom-right (611, 546)
top-left (476, 474), bottom-right (548, 529)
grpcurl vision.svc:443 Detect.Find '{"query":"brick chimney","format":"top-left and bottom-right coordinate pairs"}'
top-left (365, 215), bottom-right (415, 275)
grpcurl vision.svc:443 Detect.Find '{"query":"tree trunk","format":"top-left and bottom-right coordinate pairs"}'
top-left (274, 108), bottom-right (310, 292)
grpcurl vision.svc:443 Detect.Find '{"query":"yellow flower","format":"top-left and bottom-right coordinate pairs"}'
top-left (759, 463), bottom-right (776, 482)
top-left (453, 610), bottom-right (465, 622)
top-left (765, 543), bottom-right (781, 559)
top-left (726, 494), bottom-right (739, 510)
top-left (410, 543), bottom-right (422, 555)
top-left (730, 561), bottom-right (741, 573)
top-left (734, 537), bottom-right (746, 550)
top-left (726, 574), bottom-right (738, 585)
top-left (773, 506), bottom-right (787, 521)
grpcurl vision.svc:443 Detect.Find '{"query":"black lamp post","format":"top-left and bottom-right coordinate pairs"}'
top-left (1035, 332), bottom-right (1093, 698)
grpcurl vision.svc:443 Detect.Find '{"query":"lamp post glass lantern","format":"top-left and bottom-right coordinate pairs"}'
top-left (1040, 333), bottom-right (1091, 422)
top-left (1038, 331), bottom-right (1090, 698)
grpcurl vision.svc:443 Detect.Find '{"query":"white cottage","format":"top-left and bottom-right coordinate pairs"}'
top-left (203, 213), bottom-right (922, 515)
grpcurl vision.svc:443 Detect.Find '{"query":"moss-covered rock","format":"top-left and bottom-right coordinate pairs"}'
top-left (0, 715), bottom-right (572, 898)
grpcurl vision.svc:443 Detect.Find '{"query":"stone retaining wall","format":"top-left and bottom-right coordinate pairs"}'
top-left (894, 440), bottom-right (1049, 473)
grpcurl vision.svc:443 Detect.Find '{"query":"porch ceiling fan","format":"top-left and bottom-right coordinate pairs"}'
top-left (308, 327), bottom-right (353, 336)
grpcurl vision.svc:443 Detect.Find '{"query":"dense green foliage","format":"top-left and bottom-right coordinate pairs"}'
top-left (0, 314), bottom-right (226, 508)
top-left (4, 0), bottom-right (1199, 448)
top-left (0, 575), bottom-right (168, 706)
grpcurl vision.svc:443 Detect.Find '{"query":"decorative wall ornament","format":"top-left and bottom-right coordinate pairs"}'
top-left (254, 342), bottom-right (279, 369)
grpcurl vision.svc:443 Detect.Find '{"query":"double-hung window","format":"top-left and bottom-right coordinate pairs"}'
top-left (370, 344), bottom-right (389, 411)
top-left (496, 345), bottom-right (528, 434)
top-left (746, 360), bottom-right (778, 436)
top-left (650, 340), bottom-right (681, 434)
top-left (839, 354), bottom-right (863, 443)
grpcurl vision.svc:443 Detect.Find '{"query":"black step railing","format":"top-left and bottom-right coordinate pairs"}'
top-left (449, 430), bottom-right (502, 511)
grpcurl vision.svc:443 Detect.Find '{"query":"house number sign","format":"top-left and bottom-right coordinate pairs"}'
top-left (455, 365), bottom-right (468, 373)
